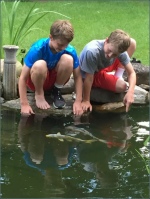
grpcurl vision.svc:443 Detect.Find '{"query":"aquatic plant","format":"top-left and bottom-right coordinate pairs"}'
top-left (135, 135), bottom-right (150, 174)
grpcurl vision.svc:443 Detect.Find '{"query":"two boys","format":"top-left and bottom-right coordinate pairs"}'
top-left (19, 20), bottom-right (136, 115)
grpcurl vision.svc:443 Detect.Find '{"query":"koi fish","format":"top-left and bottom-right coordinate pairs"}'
top-left (65, 125), bottom-right (104, 142)
top-left (46, 132), bottom-right (96, 143)
top-left (64, 126), bottom-right (129, 148)
top-left (46, 132), bottom-right (106, 144)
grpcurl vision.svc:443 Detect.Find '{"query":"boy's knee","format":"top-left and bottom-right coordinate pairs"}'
top-left (56, 54), bottom-right (73, 74)
top-left (127, 38), bottom-right (136, 57)
top-left (31, 60), bottom-right (47, 74)
top-left (130, 38), bottom-right (136, 49)
top-left (32, 60), bottom-right (47, 69)
top-left (59, 54), bottom-right (73, 66)
top-left (116, 79), bottom-right (127, 93)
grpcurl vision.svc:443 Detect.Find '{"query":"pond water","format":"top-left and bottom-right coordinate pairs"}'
top-left (1, 105), bottom-right (150, 199)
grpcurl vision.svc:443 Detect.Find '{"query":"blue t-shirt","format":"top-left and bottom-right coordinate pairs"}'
top-left (24, 38), bottom-right (79, 69)
top-left (23, 146), bottom-right (76, 175)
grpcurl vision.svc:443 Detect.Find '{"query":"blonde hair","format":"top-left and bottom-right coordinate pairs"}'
top-left (50, 19), bottom-right (74, 42)
top-left (107, 29), bottom-right (131, 53)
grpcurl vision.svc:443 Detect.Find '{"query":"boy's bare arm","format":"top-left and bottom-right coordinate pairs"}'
top-left (83, 73), bottom-right (93, 102)
top-left (72, 67), bottom-right (83, 115)
top-left (73, 67), bottom-right (83, 102)
top-left (125, 62), bottom-right (136, 92)
top-left (124, 62), bottom-right (136, 112)
top-left (82, 73), bottom-right (93, 112)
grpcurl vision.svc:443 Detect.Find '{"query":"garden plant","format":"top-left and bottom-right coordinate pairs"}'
top-left (1, 0), bottom-right (149, 65)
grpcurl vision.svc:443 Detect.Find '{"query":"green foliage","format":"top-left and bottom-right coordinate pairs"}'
top-left (144, 135), bottom-right (150, 147)
top-left (1, 0), bottom-right (70, 59)
top-left (1, 0), bottom-right (70, 45)
top-left (135, 136), bottom-right (150, 175)
top-left (1, 1), bottom-right (148, 65)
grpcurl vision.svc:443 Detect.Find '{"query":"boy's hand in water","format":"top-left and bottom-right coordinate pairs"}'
top-left (123, 91), bottom-right (134, 112)
top-left (21, 104), bottom-right (35, 116)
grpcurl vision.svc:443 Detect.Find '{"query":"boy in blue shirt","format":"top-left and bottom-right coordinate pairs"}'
top-left (19, 20), bottom-right (83, 115)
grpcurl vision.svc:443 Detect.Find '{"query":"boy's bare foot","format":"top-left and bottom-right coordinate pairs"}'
top-left (35, 94), bottom-right (50, 109)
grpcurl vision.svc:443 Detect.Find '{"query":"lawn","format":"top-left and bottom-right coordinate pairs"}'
top-left (1, 0), bottom-right (149, 65)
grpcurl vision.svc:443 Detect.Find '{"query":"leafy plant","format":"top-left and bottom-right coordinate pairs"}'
top-left (135, 135), bottom-right (150, 174)
top-left (1, 0), bottom-right (70, 58)
top-left (1, 0), bottom-right (70, 45)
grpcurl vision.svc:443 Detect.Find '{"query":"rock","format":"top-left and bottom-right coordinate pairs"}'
top-left (93, 102), bottom-right (127, 113)
top-left (1, 93), bottom-right (128, 114)
top-left (133, 85), bottom-right (149, 104)
top-left (0, 97), bottom-right (4, 104)
top-left (138, 84), bottom-right (149, 91)
top-left (123, 63), bottom-right (149, 86)
top-left (2, 85), bottom-right (149, 115)
top-left (2, 93), bottom-right (74, 116)
top-left (90, 88), bottom-right (125, 103)
top-left (90, 85), bottom-right (149, 104)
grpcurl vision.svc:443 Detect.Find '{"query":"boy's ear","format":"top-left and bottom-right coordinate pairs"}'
top-left (105, 37), bottom-right (109, 43)
top-left (49, 34), bottom-right (53, 40)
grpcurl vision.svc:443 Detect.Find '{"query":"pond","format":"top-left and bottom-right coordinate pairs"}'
top-left (1, 104), bottom-right (149, 199)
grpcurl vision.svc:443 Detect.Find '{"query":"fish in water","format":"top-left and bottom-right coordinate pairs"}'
top-left (46, 132), bottom-right (127, 148)
top-left (46, 132), bottom-right (96, 143)
top-left (65, 125), bottom-right (103, 142)
top-left (46, 132), bottom-right (106, 144)
top-left (64, 126), bottom-right (130, 148)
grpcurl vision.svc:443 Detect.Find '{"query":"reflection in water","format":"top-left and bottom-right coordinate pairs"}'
top-left (17, 112), bottom-right (134, 195)
top-left (1, 109), bottom-right (17, 146)
top-left (1, 105), bottom-right (149, 198)
top-left (18, 114), bottom-right (77, 196)
top-left (77, 113), bottom-right (133, 190)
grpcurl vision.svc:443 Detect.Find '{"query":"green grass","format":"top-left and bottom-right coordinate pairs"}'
top-left (1, 0), bottom-right (149, 65)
